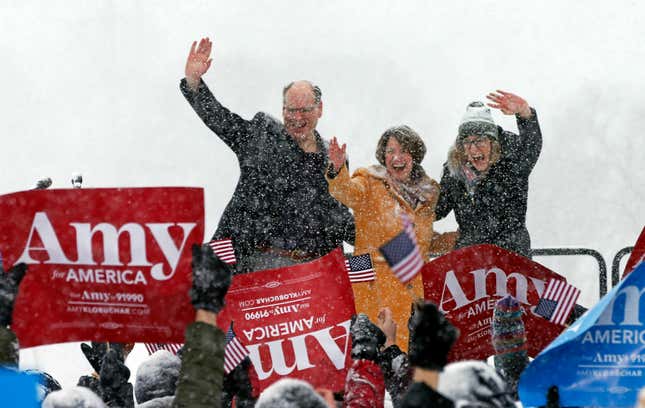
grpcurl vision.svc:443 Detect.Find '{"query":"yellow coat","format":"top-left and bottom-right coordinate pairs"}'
top-left (328, 164), bottom-right (442, 350)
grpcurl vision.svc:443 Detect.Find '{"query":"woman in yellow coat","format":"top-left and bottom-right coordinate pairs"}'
top-left (327, 125), bottom-right (454, 350)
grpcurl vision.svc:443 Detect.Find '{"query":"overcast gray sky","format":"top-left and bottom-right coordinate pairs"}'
top-left (2, 0), bottom-right (644, 385)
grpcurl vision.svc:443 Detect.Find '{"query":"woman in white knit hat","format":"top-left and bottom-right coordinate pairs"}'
top-left (435, 90), bottom-right (542, 257)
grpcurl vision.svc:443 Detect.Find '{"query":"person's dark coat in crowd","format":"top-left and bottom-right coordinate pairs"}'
top-left (180, 79), bottom-right (354, 270)
top-left (0, 262), bottom-right (26, 366)
top-left (222, 357), bottom-right (255, 408)
top-left (435, 108), bottom-right (542, 257)
top-left (377, 344), bottom-right (412, 408)
top-left (172, 321), bottom-right (225, 408)
top-left (401, 382), bottom-right (455, 408)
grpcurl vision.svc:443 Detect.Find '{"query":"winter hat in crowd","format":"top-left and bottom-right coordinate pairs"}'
top-left (408, 301), bottom-right (459, 371)
top-left (438, 360), bottom-right (516, 408)
top-left (458, 101), bottom-right (498, 141)
top-left (135, 350), bottom-right (181, 404)
top-left (255, 378), bottom-right (329, 408)
top-left (491, 295), bottom-right (529, 398)
top-left (137, 395), bottom-right (175, 408)
top-left (41, 386), bottom-right (107, 408)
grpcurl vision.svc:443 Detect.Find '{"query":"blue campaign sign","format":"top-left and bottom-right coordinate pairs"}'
top-left (519, 262), bottom-right (645, 407)
top-left (0, 367), bottom-right (40, 407)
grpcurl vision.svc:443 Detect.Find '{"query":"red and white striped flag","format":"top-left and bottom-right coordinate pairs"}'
top-left (224, 324), bottom-right (249, 374)
top-left (345, 253), bottom-right (376, 283)
top-left (209, 238), bottom-right (237, 265)
top-left (534, 279), bottom-right (581, 326)
top-left (379, 214), bottom-right (424, 283)
top-left (144, 342), bottom-right (183, 355)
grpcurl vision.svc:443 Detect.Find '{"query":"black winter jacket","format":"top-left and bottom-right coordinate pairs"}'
top-left (435, 109), bottom-right (542, 257)
top-left (180, 79), bottom-right (354, 266)
top-left (401, 382), bottom-right (454, 408)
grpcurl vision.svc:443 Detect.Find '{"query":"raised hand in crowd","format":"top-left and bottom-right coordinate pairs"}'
top-left (350, 313), bottom-right (385, 361)
top-left (375, 307), bottom-right (412, 408)
top-left (377, 307), bottom-right (397, 349)
top-left (0, 262), bottom-right (27, 327)
top-left (190, 243), bottom-right (232, 315)
top-left (486, 90), bottom-right (532, 119)
top-left (185, 37), bottom-right (213, 90)
top-left (328, 137), bottom-right (347, 173)
top-left (99, 347), bottom-right (134, 408)
top-left (78, 342), bottom-right (134, 407)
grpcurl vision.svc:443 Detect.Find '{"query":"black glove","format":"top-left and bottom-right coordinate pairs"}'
top-left (190, 243), bottom-right (232, 313)
top-left (407, 301), bottom-right (458, 370)
top-left (81, 342), bottom-right (126, 373)
top-left (0, 263), bottom-right (27, 326)
top-left (222, 357), bottom-right (255, 408)
top-left (99, 348), bottom-right (134, 407)
top-left (350, 313), bottom-right (385, 361)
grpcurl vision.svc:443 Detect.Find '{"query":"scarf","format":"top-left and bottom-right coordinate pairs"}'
top-left (461, 163), bottom-right (486, 196)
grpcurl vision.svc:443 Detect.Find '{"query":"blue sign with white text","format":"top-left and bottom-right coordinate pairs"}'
top-left (0, 367), bottom-right (40, 407)
top-left (519, 262), bottom-right (645, 407)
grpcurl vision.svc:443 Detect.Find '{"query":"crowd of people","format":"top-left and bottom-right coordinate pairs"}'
top-left (0, 34), bottom-right (575, 407)
top-left (0, 243), bottom-right (562, 407)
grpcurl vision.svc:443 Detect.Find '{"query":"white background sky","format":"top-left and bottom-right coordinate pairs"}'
top-left (1, 0), bottom-right (644, 389)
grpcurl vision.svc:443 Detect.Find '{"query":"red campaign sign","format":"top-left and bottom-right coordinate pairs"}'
top-left (217, 248), bottom-right (355, 394)
top-left (0, 188), bottom-right (204, 347)
top-left (422, 244), bottom-right (566, 361)
top-left (623, 226), bottom-right (645, 278)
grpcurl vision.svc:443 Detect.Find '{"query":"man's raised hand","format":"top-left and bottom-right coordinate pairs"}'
top-left (328, 137), bottom-right (347, 172)
top-left (185, 37), bottom-right (213, 89)
top-left (486, 90), bottom-right (532, 119)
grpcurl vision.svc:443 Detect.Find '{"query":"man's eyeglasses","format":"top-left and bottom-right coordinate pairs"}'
top-left (284, 105), bottom-right (318, 114)
top-left (461, 136), bottom-right (489, 149)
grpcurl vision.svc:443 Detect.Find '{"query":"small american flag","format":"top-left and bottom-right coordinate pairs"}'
top-left (535, 279), bottom-right (581, 326)
top-left (379, 214), bottom-right (423, 283)
top-left (144, 342), bottom-right (183, 355)
top-left (345, 254), bottom-right (376, 283)
top-left (224, 323), bottom-right (249, 374)
top-left (209, 238), bottom-right (237, 264)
